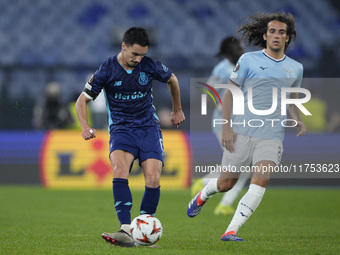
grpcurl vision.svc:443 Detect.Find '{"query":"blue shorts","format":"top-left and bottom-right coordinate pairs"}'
top-left (109, 127), bottom-right (164, 166)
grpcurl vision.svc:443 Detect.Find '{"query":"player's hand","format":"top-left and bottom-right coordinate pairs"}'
top-left (296, 120), bottom-right (306, 137)
top-left (221, 126), bottom-right (237, 152)
top-left (170, 109), bottom-right (185, 128)
top-left (81, 127), bottom-right (96, 140)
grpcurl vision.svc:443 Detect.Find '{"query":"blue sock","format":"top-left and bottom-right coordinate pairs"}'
top-left (112, 178), bottom-right (132, 225)
top-left (140, 186), bottom-right (160, 215)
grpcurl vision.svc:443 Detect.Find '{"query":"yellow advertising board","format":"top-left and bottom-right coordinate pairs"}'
top-left (40, 130), bottom-right (189, 189)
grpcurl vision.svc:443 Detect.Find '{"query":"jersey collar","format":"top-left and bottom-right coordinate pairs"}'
top-left (115, 55), bottom-right (134, 74)
top-left (262, 49), bottom-right (286, 62)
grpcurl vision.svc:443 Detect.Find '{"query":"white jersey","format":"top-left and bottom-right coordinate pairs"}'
top-left (229, 50), bottom-right (303, 141)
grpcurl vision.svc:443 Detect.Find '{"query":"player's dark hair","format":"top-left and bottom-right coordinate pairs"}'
top-left (215, 37), bottom-right (242, 58)
top-left (235, 12), bottom-right (296, 52)
top-left (123, 27), bottom-right (150, 47)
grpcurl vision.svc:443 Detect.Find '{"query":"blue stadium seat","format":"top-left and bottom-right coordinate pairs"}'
top-left (0, 0), bottom-right (338, 100)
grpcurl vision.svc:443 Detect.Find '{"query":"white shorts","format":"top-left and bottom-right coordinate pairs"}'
top-left (221, 134), bottom-right (283, 170)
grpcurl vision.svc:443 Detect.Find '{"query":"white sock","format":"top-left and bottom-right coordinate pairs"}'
top-left (121, 224), bottom-right (131, 234)
top-left (226, 184), bottom-right (266, 233)
top-left (219, 173), bottom-right (249, 206)
top-left (200, 178), bottom-right (219, 201)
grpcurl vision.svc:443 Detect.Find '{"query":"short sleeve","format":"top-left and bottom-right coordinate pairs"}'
top-left (152, 60), bottom-right (172, 83)
top-left (291, 63), bottom-right (304, 88)
top-left (83, 59), bottom-right (110, 100)
top-left (229, 54), bottom-right (248, 87)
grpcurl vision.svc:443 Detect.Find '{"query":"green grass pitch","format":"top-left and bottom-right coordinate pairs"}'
top-left (0, 186), bottom-right (339, 254)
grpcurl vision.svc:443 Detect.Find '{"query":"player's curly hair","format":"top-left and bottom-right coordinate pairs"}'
top-left (235, 12), bottom-right (296, 52)
top-left (123, 27), bottom-right (150, 47)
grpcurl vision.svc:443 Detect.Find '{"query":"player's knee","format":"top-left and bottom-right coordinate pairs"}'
top-left (217, 178), bottom-right (237, 192)
top-left (144, 174), bottom-right (160, 188)
top-left (112, 163), bottom-right (129, 179)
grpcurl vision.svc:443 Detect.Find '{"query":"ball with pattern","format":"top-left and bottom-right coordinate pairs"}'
top-left (130, 214), bottom-right (162, 246)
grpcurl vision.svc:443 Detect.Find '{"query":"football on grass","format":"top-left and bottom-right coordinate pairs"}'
top-left (130, 214), bottom-right (162, 246)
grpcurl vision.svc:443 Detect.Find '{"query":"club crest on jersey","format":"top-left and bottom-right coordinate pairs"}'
top-left (284, 69), bottom-right (292, 78)
top-left (233, 62), bottom-right (240, 72)
top-left (138, 72), bottom-right (149, 86)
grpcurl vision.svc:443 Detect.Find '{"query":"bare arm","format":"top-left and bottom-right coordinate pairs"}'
top-left (75, 93), bottom-right (96, 140)
top-left (221, 81), bottom-right (238, 152)
top-left (167, 73), bottom-right (185, 128)
top-left (288, 92), bottom-right (306, 137)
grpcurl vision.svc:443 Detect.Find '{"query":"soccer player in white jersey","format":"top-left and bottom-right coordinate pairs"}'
top-left (191, 37), bottom-right (252, 216)
top-left (187, 12), bottom-right (306, 241)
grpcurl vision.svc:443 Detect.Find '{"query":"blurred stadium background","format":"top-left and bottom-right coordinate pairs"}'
top-left (0, 0), bottom-right (339, 187)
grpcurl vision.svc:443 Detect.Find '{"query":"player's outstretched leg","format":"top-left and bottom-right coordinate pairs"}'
top-left (102, 229), bottom-right (136, 247)
top-left (220, 231), bottom-right (244, 241)
top-left (187, 191), bottom-right (207, 217)
top-left (187, 179), bottom-right (219, 217)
